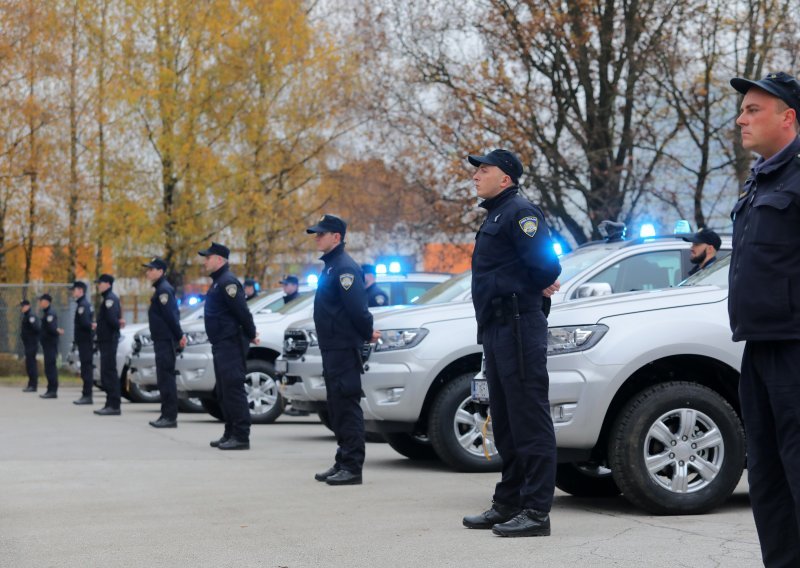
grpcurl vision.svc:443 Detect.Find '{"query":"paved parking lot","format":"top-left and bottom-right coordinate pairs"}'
top-left (0, 385), bottom-right (762, 568)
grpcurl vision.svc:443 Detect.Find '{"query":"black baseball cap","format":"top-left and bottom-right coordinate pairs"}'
top-left (467, 149), bottom-right (524, 183)
top-left (731, 72), bottom-right (800, 123)
top-left (243, 278), bottom-right (257, 287)
top-left (306, 214), bottom-right (347, 236)
top-left (361, 264), bottom-right (376, 275)
top-left (198, 242), bottom-right (230, 259)
top-left (70, 281), bottom-right (87, 291)
top-left (20, 299), bottom-right (30, 307)
top-left (39, 293), bottom-right (52, 302)
top-left (143, 257), bottom-right (167, 271)
top-left (96, 274), bottom-right (114, 285)
top-left (682, 228), bottom-right (722, 250)
top-left (280, 275), bottom-right (299, 285)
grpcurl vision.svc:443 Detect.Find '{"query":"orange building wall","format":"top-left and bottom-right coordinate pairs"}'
top-left (423, 243), bottom-right (473, 274)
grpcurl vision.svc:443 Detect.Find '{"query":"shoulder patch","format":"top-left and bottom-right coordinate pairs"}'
top-left (518, 216), bottom-right (539, 238)
top-left (77, 306), bottom-right (84, 315)
top-left (339, 273), bottom-right (354, 291)
top-left (159, 293), bottom-right (169, 305)
top-left (29, 316), bottom-right (35, 323)
top-left (225, 284), bottom-right (238, 298)
top-left (376, 295), bottom-right (386, 305)
top-left (47, 315), bottom-right (54, 322)
top-left (105, 299), bottom-right (114, 308)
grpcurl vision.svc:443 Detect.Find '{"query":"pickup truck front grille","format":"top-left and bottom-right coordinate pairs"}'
top-left (283, 329), bottom-right (309, 357)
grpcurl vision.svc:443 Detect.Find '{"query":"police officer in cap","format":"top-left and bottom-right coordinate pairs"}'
top-left (19, 300), bottom-right (40, 392)
top-left (38, 293), bottom-right (64, 399)
top-left (94, 274), bottom-right (123, 415)
top-left (199, 242), bottom-right (259, 450)
top-left (463, 149), bottom-right (561, 537)
top-left (361, 265), bottom-right (389, 307)
top-left (144, 258), bottom-right (187, 428)
top-left (728, 71), bottom-right (800, 566)
top-left (307, 214), bottom-right (380, 486)
top-left (681, 228), bottom-right (722, 276)
top-left (280, 275), bottom-right (300, 304)
top-left (243, 278), bottom-right (258, 301)
top-left (71, 281), bottom-right (94, 405)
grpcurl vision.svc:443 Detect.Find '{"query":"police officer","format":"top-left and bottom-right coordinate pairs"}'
top-left (94, 274), bottom-right (122, 416)
top-left (144, 258), bottom-right (186, 428)
top-left (681, 228), bottom-right (722, 276)
top-left (306, 214), bottom-right (380, 486)
top-left (361, 265), bottom-right (389, 307)
top-left (199, 242), bottom-right (259, 450)
top-left (462, 149), bottom-right (561, 537)
top-left (728, 71), bottom-right (800, 567)
top-left (280, 275), bottom-right (300, 304)
top-left (38, 293), bottom-right (63, 399)
top-left (243, 278), bottom-right (258, 301)
top-left (20, 300), bottom-right (40, 392)
top-left (71, 281), bottom-right (94, 405)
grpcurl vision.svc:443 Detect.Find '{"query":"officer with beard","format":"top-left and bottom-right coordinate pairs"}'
top-left (681, 228), bottom-right (721, 276)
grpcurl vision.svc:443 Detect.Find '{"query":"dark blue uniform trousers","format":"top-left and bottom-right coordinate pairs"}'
top-left (41, 340), bottom-right (59, 394)
top-left (321, 348), bottom-right (365, 474)
top-left (740, 341), bottom-right (800, 568)
top-left (23, 342), bottom-right (38, 389)
top-left (76, 339), bottom-right (94, 397)
top-left (154, 339), bottom-right (178, 421)
top-left (212, 338), bottom-right (251, 442)
top-left (483, 311), bottom-right (555, 512)
top-left (99, 337), bottom-right (120, 409)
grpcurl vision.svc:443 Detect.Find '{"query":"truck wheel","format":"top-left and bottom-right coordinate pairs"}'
top-left (245, 359), bottom-right (284, 424)
top-left (383, 433), bottom-right (438, 460)
top-left (608, 381), bottom-right (745, 515)
top-left (178, 397), bottom-right (204, 413)
top-left (200, 397), bottom-right (224, 421)
top-left (427, 372), bottom-right (502, 472)
top-left (555, 463), bottom-right (620, 497)
top-left (127, 381), bottom-right (161, 403)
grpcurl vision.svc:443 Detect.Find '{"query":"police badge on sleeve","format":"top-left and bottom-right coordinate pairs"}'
top-left (225, 284), bottom-right (237, 298)
top-left (340, 273), bottom-right (354, 291)
top-left (29, 316), bottom-right (35, 323)
top-left (518, 216), bottom-right (539, 237)
top-left (78, 307), bottom-right (84, 314)
top-left (159, 293), bottom-right (169, 305)
top-left (47, 315), bottom-right (54, 322)
top-left (105, 299), bottom-right (114, 308)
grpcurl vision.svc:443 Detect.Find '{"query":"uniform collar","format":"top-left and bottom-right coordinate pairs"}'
top-left (752, 136), bottom-right (800, 177)
top-left (101, 288), bottom-right (112, 297)
top-left (320, 243), bottom-right (345, 264)
top-left (152, 275), bottom-right (166, 289)
top-left (479, 186), bottom-right (518, 211)
top-left (210, 263), bottom-right (229, 281)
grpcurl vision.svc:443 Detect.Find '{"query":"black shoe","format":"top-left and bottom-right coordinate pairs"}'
top-left (22, 386), bottom-right (37, 393)
top-left (218, 438), bottom-right (249, 450)
top-left (325, 470), bottom-right (362, 486)
top-left (149, 417), bottom-right (177, 428)
top-left (94, 407), bottom-right (121, 416)
top-left (491, 509), bottom-right (551, 537)
top-left (210, 436), bottom-right (230, 448)
top-left (314, 466), bottom-right (339, 482)
top-left (39, 392), bottom-right (57, 399)
top-left (73, 396), bottom-right (93, 405)
top-left (463, 502), bottom-right (520, 529)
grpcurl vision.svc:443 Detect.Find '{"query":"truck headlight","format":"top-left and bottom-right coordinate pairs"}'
top-left (185, 331), bottom-right (209, 346)
top-left (308, 330), bottom-right (318, 347)
top-left (374, 328), bottom-right (428, 352)
top-left (547, 325), bottom-right (608, 355)
top-left (138, 334), bottom-right (153, 347)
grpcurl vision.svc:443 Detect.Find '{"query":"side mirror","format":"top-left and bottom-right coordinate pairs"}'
top-left (575, 282), bottom-right (613, 299)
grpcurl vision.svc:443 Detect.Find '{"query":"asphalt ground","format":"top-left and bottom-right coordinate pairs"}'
top-left (0, 384), bottom-right (763, 568)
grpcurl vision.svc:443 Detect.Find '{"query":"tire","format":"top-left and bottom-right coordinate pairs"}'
top-left (383, 432), bottom-right (438, 460)
top-left (555, 463), bottom-right (621, 498)
top-left (427, 372), bottom-right (502, 472)
top-left (245, 359), bottom-right (285, 424)
top-left (608, 381), bottom-right (745, 515)
top-left (200, 397), bottom-right (224, 421)
top-left (178, 397), bottom-right (205, 413)
top-left (126, 379), bottom-right (161, 404)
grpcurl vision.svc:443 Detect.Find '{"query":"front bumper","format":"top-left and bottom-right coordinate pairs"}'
top-left (128, 350), bottom-right (157, 386)
top-left (175, 348), bottom-right (216, 394)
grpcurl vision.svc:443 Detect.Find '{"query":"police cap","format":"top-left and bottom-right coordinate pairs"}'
top-left (39, 293), bottom-right (53, 302)
top-left (143, 257), bottom-right (167, 271)
top-left (96, 274), bottom-right (115, 285)
top-left (70, 280), bottom-right (87, 291)
top-left (731, 72), bottom-right (800, 123)
top-left (279, 275), bottom-right (299, 285)
top-left (243, 278), bottom-right (257, 287)
top-left (682, 228), bottom-right (722, 250)
top-left (467, 149), bottom-right (524, 183)
top-left (20, 299), bottom-right (30, 307)
top-left (198, 242), bottom-right (230, 259)
top-left (306, 214), bottom-right (347, 236)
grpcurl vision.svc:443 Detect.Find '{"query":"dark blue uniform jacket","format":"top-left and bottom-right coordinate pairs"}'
top-left (21, 311), bottom-right (41, 344)
top-left (40, 306), bottom-right (60, 346)
top-left (729, 136), bottom-right (800, 341)
top-left (313, 244), bottom-right (373, 350)
top-left (366, 284), bottom-right (389, 307)
top-left (148, 276), bottom-right (183, 342)
top-left (74, 296), bottom-right (94, 343)
top-left (471, 187), bottom-right (561, 329)
top-left (96, 289), bottom-right (121, 342)
top-left (204, 264), bottom-right (256, 344)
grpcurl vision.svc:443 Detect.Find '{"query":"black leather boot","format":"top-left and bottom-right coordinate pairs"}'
top-left (491, 509), bottom-right (551, 537)
top-left (314, 466), bottom-right (339, 482)
top-left (325, 470), bottom-right (362, 485)
top-left (463, 502), bottom-right (520, 529)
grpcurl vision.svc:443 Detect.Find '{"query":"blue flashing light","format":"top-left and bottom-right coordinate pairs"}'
top-left (673, 219), bottom-right (692, 234)
top-left (306, 274), bottom-right (319, 288)
top-left (375, 263), bottom-right (387, 275)
top-left (553, 242), bottom-right (563, 257)
top-left (639, 223), bottom-right (656, 238)
top-left (187, 296), bottom-right (200, 306)
top-left (388, 261), bottom-right (402, 274)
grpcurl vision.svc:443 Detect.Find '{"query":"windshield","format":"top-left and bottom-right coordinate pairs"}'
top-left (679, 255), bottom-right (730, 288)
top-left (179, 302), bottom-right (204, 319)
top-left (558, 246), bottom-right (620, 283)
top-left (274, 291), bottom-right (315, 314)
top-left (413, 271), bottom-right (472, 305)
